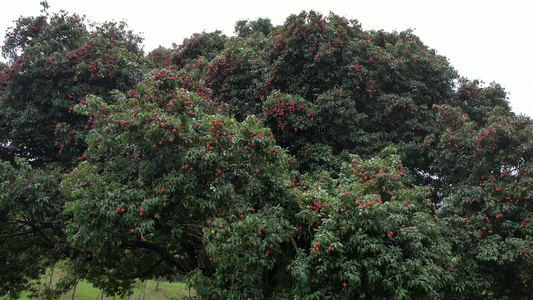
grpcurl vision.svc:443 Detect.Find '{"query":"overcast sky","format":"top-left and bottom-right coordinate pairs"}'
top-left (2, 0), bottom-right (531, 117)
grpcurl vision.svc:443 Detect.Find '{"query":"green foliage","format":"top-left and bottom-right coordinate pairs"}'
top-left (60, 70), bottom-right (296, 297)
top-left (287, 150), bottom-right (453, 299)
top-left (197, 11), bottom-right (458, 180)
top-left (453, 78), bottom-right (512, 125)
top-left (3, 6), bottom-right (533, 299)
top-left (0, 8), bottom-right (145, 166)
top-left (172, 31), bottom-right (227, 68)
top-left (0, 158), bottom-right (67, 299)
top-left (147, 46), bottom-right (175, 69)
top-left (427, 106), bottom-right (533, 298)
top-left (204, 37), bottom-right (268, 120)
top-left (234, 18), bottom-right (273, 38)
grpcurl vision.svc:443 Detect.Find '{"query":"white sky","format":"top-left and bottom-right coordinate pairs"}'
top-left (2, 0), bottom-right (532, 117)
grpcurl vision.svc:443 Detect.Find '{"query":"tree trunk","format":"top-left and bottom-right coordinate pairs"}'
top-left (155, 277), bottom-right (161, 291)
top-left (48, 265), bottom-right (55, 288)
top-left (141, 280), bottom-right (147, 300)
top-left (71, 281), bottom-right (77, 300)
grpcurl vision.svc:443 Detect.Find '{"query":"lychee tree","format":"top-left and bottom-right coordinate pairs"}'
top-left (0, 158), bottom-right (68, 299)
top-left (197, 11), bottom-right (458, 178)
top-left (147, 46), bottom-right (174, 69)
top-left (60, 69), bottom-right (299, 297)
top-left (287, 147), bottom-right (453, 299)
top-left (171, 30), bottom-right (227, 69)
top-left (2, 6), bottom-right (533, 299)
top-left (234, 18), bottom-right (273, 38)
top-left (60, 67), bottom-right (462, 298)
top-left (426, 105), bottom-right (533, 298)
top-left (204, 36), bottom-right (269, 120)
top-left (0, 3), bottom-right (145, 166)
top-left (182, 10), bottom-right (533, 298)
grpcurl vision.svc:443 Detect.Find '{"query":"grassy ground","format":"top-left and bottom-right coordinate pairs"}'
top-left (60, 280), bottom-right (194, 300)
top-left (4, 268), bottom-right (195, 300)
top-left (61, 280), bottom-right (194, 300)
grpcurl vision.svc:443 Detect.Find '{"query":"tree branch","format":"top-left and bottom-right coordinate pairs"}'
top-left (290, 236), bottom-right (299, 252)
top-left (117, 258), bottom-right (165, 280)
top-left (126, 241), bottom-right (194, 274)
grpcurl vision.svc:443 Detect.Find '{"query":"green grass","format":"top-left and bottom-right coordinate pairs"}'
top-left (4, 269), bottom-right (195, 300)
top-left (59, 279), bottom-right (194, 300)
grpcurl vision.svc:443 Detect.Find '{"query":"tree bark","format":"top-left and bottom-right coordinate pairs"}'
top-left (141, 281), bottom-right (147, 300)
top-left (155, 277), bottom-right (161, 291)
top-left (71, 281), bottom-right (77, 300)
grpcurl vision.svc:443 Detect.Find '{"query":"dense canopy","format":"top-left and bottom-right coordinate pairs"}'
top-left (1, 5), bottom-right (533, 299)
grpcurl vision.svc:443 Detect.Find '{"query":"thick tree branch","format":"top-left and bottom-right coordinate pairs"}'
top-left (117, 258), bottom-right (165, 280)
top-left (126, 241), bottom-right (194, 274)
